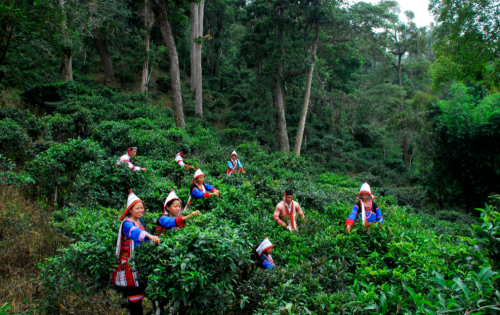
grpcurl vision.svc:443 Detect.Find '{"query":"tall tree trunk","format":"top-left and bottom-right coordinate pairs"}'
top-left (194, 0), bottom-right (204, 118)
top-left (59, 47), bottom-right (73, 81)
top-left (274, 61), bottom-right (290, 153)
top-left (329, 101), bottom-right (335, 135)
top-left (190, 3), bottom-right (198, 90)
top-left (0, 0), bottom-right (18, 85)
top-left (152, 0), bottom-right (185, 128)
top-left (140, 0), bottom-right (154, 93)
top-left (58, 0), bottom-right (72, 81)
top-left (205, 21), bottom-right (211, 72)
top-left (0, 24), bottom-right (15, 85)
top-left (273, 1), bottom-right (289, 153)
top-left (397, 53), bottom-right (410, 167)
top-left (95, 30), bottom-right (114, 87)
top-left (294, 28), bottom-right (319, 156)
top-left (0, 25), bottom-right (14, 68)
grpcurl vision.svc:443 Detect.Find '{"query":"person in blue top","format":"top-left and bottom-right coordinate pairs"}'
top-left (112, 191), bottom-right (160, 315)
top-left (156, 190), bottom-right (201, 235)
top-left (190, 169), bottom-right (219, 199)
top-left (256, 237), bottom-right (275, 270)
top-left (345, 182), bottom-right (385, 233)
top-left (226, 151), bottom-right (245, 176)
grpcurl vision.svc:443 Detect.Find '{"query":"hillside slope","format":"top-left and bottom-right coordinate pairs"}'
top-left (1, 82), bottom-right (497, 315)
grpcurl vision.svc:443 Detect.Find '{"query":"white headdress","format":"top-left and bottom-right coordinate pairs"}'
top-left (164, 190), bottom-right (180, 208)
top-left (193, 168), bottom-right (204, 181)
top-left (256, 237), bottom-right (274, 256)
top-left (119, 190), bottom-right (144, 220)
top-left (358, 182), bottom-right (375, 199)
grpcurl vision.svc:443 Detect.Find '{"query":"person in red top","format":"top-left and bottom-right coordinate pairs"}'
top-left (273, 189), bottom-right (306, 231)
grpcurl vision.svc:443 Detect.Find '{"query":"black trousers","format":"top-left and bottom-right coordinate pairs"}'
top-left (123, 282), bottom-right (146, 315)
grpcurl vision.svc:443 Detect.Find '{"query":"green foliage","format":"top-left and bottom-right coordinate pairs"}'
top-left (435, 210), bottom-right (477, 225)
top-left (25, 138), bottom-right (106, 200)
top-left (0, 118), bottom-right (29, 161)
top-left (424, 267), bottom-right (500, 314)
top-left (438, 83), bottom-right (500, 129)
top-left (1, 0), bottom-right (499, 310)
top-left (0, 155), bottom-right (35, 186)
top-left (430, 0), bottom-right (500, 88)
top-left (384, 186), bottom-right (427, 209)
top-left (137, 215), bottom-right (251, 312)
top-left (430, 83), bottom-right (500, 210)
top-left (92, 121), bottom-right (133, 155)
top-left (41, 207), bottom-right (118, 311)
top-left (0, 302), bottom-right (12, 315)
top-left (473, 206), bottom-right (500, 270)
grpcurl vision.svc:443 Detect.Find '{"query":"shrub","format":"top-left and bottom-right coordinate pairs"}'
top-left (431, 86), bottom-right (500, 211)
top-left (21, 81), bottom-right (116, 112)
top-left (72, 159), bottom-right (152, 209)
top-left (42, 109), bottom-right (94, 141)
top-left (0, 118), bottom-right (30, 161)
top-left (115, 71), bottom-right (137, 84)
top-left (25, 139), bottom-right (106, 202)
top-left (220, 128), bottom-right (256, 147)
top-left (385, 186), bottom-right (428, 209)
top-left (40, 207), bottom-right (118, 312)
top-left (473, 205), bottom-right (500, 270)
top-left (136, 215), bottom-right (251, 313)
top-left (0, 155), bottom-right (35, 186)
top-left (353, 124), bottom-right (382, 148)
top-left (0, 108), bottom-right (44, 140)
top-left (92, 121), bottom-right (132, 155)
top-left (418, 212), bottom-right (474, 237)
top-left (435, 210), bottom-right (477, 225)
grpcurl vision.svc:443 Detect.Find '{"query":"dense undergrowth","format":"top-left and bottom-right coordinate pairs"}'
top-left (1, 82), bottom-right (500, 314)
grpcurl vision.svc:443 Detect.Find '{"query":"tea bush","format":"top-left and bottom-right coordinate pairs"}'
top-left (473, 206), bottom-right (500, 270)
top-left (0, 118), bottom-right (29, 161)
top-left (25, 139), bottom-right (106, 201)
top-left (138, 214), bottom-right (251, 313)
top-left (0, 155), bottom-right (34, 186)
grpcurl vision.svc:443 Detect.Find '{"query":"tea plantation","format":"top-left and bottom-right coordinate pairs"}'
top-left (1, 82), bottom-right (499, 314)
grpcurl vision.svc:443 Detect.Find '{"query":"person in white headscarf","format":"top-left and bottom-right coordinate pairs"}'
top-left (226, 151), bottom-right (245, 176)
top-left (175, 148), bottom-right (194, 171)
top-left (345, 182), bottom-right (384, 233)
top-left (115, 147), bottom-right (147, 171)
top-left (256, 237), bottom-right (275, 270)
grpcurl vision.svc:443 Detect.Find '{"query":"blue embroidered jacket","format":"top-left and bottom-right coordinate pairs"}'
top-left (122, 219), bottom-right (150, 246)
top-left (190, 183), bottom-right (215, 199)
top-left (345, 200), bottom-right (384, 226)
top-left (227, 159), bottom-right (243, 169)
top-left (155, 215), bottom-right (186, 235)
top-left (258, 254), bottom-right (275, 270)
